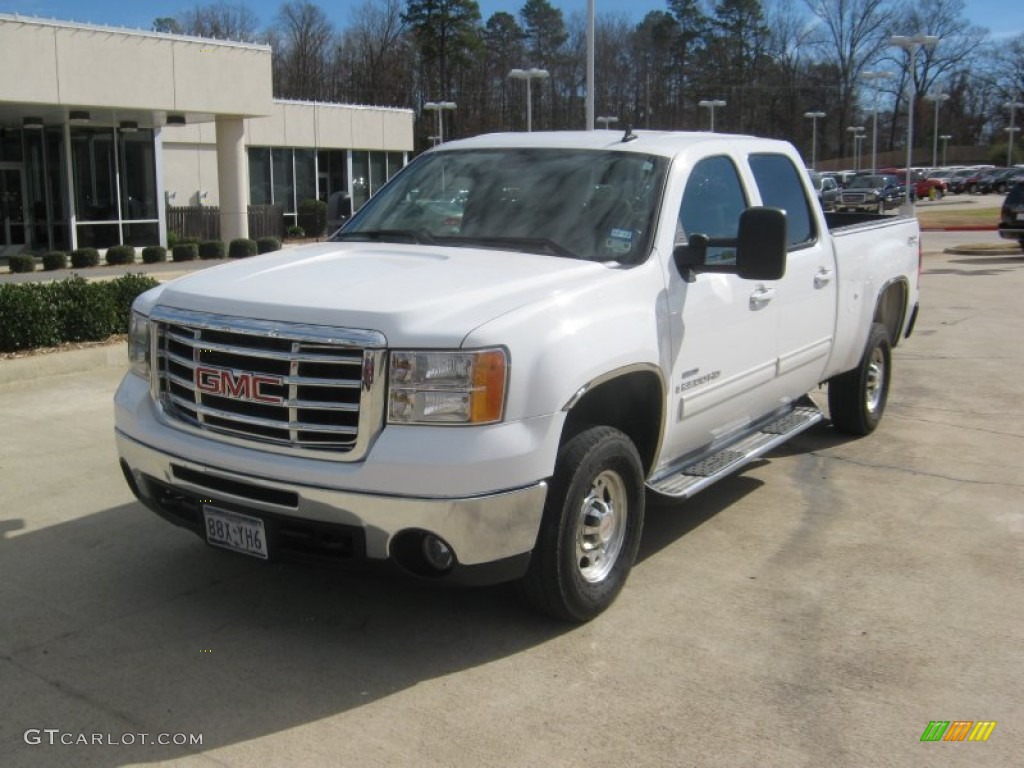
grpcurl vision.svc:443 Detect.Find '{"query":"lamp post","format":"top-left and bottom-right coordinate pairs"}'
top-left (924, 90), bottom-right (950, 168)
top-left (698, 99), bottom-right (726, 132)
top-left (890, 34), bottom-right (940, 209)
top-left (1007, 101), bottom-right (1024, 166)
top-left (846, 126), bottom-right (865, 171)
top-left (596, 115), bottom-right (618, 130)
top-left (939, 134), bottom-right (952, 166)
top-left (508, 68), bottom-right (550, 132)
top-left (423, 101), bottom-right (456, 144)
top-left (861, 71), bottom-right (891, 173)
top-left (804, 111), bottom-right (826, 170)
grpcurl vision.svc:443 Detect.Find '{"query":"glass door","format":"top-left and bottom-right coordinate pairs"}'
top-left (1, 166), bottom-right (27, 248)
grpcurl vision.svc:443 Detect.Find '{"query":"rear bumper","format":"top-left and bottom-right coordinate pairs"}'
top-left (117, 430), bottom-right (546, 585)
top-left (997, 225), bottom-right (1024, 241)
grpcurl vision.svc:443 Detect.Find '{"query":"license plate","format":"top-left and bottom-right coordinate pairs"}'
top-left (203, 505), bottom-right (268, 559)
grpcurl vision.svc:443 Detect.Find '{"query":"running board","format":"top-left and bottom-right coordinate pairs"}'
top-left (648, 404), bottom-right (823, 499)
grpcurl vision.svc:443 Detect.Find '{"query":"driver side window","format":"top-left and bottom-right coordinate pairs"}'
top-left (677, 156), bottom-right (748, 265)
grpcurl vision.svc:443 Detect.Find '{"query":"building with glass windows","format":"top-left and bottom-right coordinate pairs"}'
top-left (0, 14), bottom-right (413, 256)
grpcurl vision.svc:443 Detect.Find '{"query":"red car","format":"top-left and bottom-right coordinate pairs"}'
top-left (880, 168), bottom-right (946, 199)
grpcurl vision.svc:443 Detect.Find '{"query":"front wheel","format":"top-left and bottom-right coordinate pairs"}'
top-left (828, 322), bottom-right (892, 435)
top-left (519, 426), bottom-right (645, 622)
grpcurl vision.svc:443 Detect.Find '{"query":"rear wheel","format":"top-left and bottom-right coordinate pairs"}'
top-left (828, 323), bottom-right (892, 435)
top-left (519, 426), bottom-right (645, 622)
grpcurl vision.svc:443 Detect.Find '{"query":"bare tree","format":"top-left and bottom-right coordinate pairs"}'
top-left (273, 1), bottom-right (336, 101)
top-left (177, 2), bottom-right (260, 41)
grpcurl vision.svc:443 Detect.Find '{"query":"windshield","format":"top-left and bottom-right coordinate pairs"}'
top-left (847, 175), bottom-right (888, 189)
top-left (336, 148), bottom-right (669, 263)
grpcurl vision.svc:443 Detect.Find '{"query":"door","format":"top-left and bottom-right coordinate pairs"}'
top-left (658, 155), bottom-right (782, 467)
top-left (0, 166), bottom-right (27, 249)
top-left (748, 153), bottom-right (837, 397)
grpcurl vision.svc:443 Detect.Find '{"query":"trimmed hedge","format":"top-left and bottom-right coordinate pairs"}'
top-left (0, 273), bottom-right (159, 352)
top-left (297, 198), bottom-right (327, 238)
top-left (141, 246), bottom-right (167, 264)
top-left (71, 248), bottom-right (100, 269)
top-left (257, 236), bottom-right (282, 254)
top-left (229, 238), bottom-right (258, 258)
top-left (43, 251), bottom-right (69, 271)
top-left (105, 245), bottom-right (136, 266)
top-left (172, 243), bottom-right (199, 262)
top-left (199, 240), bottom-right (226, 260)
top-left (8, 254), bottom-right (36, 273)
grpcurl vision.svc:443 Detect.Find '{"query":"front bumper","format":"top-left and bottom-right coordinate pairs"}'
top-left (117, 430), bottom-right (547, 585)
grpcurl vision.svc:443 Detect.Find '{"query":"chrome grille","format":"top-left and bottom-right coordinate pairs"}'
top-left (842, 193), bottom-right (867, 203)
top-left (151, 307), bottom-right (387, 460)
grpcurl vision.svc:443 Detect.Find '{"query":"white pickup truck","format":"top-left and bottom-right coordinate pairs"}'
top-left (116, 130), bottom-right (920, 621)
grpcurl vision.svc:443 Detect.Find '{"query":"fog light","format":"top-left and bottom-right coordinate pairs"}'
top-left (422, 535), bottom-right (454, 572)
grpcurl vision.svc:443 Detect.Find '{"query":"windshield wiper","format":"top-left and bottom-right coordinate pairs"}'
top-left (331, 229), bottom-right (436, 245)
top-left (444, 236), bottom-right (578, 260)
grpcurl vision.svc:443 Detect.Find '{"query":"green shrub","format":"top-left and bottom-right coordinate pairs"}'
top-left (71, 248), bottom-right (100, 269)
top-left (172, 243), bottom-right (199, 262)
top-left (199, 240), bottom-right (226, 260)
top-left (51, 276), bottom-right (118, 342)
top-left (8, 254), bottom-right (36, 273)
top-left (105, 245), bottom-right (136, 265)
top-left (229, 238), bottom-right (258, 258)
top-left (297, 198), bottom-right (328, 238)
top-left (141, 246), bottom-right (167, 264)
top-left (103, 273), bottom-right (160, 334)
top-left (286, 225), bottom-right (305, 239)
top-left (43, 251), bottom-right (69, 271)
top-left (257, 236), bottom-right (282, 254)
top-left (166, 231), bottom-right (179, 249)
top-left (0, 283), bottom-right (61, 351)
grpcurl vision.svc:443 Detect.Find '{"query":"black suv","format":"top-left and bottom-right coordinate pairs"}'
top-left (998, 182), bottom-right (1024, 248)
top-left (836, 174), bottom-right (904, 213)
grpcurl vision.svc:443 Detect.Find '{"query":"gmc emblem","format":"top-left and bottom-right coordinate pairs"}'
top-left (194, 366), bottom-right (285, 405)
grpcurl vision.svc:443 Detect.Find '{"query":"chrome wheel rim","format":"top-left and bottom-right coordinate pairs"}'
top-left (865, 347), bottom-right (886, 414)
top-left (576, 469), bottom-right (628, 583)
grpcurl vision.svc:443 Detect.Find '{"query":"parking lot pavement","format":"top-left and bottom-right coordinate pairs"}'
top-left (1, 241), bottom-right (1021, 767)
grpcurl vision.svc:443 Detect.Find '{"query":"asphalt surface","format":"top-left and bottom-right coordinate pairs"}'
top-left (1, 231), bottom-right (1021, 767)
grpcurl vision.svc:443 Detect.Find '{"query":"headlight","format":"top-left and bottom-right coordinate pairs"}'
top-left (388, 348), bottom-right (508, 425)
top-left (128, 310), bottom-right (151, 379)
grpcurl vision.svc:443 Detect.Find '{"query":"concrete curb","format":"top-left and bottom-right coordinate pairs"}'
top-left (0, 341), bottom-right (126, 386)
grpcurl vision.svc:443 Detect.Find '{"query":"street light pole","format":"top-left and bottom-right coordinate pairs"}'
top-left (423, 101), bottom-right (456, 145)
top-left (508, 68), bottom-right (550, 132)
top-left (846, 125), bottom-right (865, 171)
top-left (804, 111), bottom-right (825, 170)
top-left (1007, 101), bottom-right (1024, 166)
top-left (924, 90), bottom-right (950, 168)
top-left (861, 71), bottom-right (891, 173)
top-left (890, 34), bottom-right (940, 209)
top-left (939, 134), bottom-right (952, 166)
top-left (698, 99), bottom-right (726, 132)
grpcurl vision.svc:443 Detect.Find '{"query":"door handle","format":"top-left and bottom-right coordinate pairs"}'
top-left (814, 268), bottom-right (834, 288)
top-left (749, 286), bottom-right (775, 308)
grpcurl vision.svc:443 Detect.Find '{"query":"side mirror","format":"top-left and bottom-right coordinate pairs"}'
top-left (736, 206), bottom-right (786, 281)
top-left (673, 206), bottom-right (787, 282)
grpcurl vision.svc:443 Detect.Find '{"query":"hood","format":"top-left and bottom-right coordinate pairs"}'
top-left (153, 242), bottom-right (614, 346)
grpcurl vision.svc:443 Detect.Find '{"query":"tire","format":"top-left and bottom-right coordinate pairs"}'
top-left (519, 426), bottom-right (645, 622)
top-left (828, 322), bottom-right (892, 436)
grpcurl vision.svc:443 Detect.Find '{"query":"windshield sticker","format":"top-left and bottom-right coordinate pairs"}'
top-left (605, 228), bottom-right (634, 255)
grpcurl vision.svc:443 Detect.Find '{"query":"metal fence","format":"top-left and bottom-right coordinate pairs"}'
top-left (167, 205), bottom-right (284, 241)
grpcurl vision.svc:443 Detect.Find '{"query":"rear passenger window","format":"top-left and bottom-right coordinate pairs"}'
top-left (677, 155), bottom-right (748, 265)
top-left (749, 154), bottom-right (816, 248)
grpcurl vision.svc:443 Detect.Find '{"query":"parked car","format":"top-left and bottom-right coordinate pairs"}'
top-left (998, 181), bottom-right (1024, 247)
top-left (807, 170), bottom-right (840, 210)
top-left (881, 168), bottom-right (944, 199)
top-left (836, 174), bottom-right (905, 213)
top-left (980, 168), bottom-right (1024, 195)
